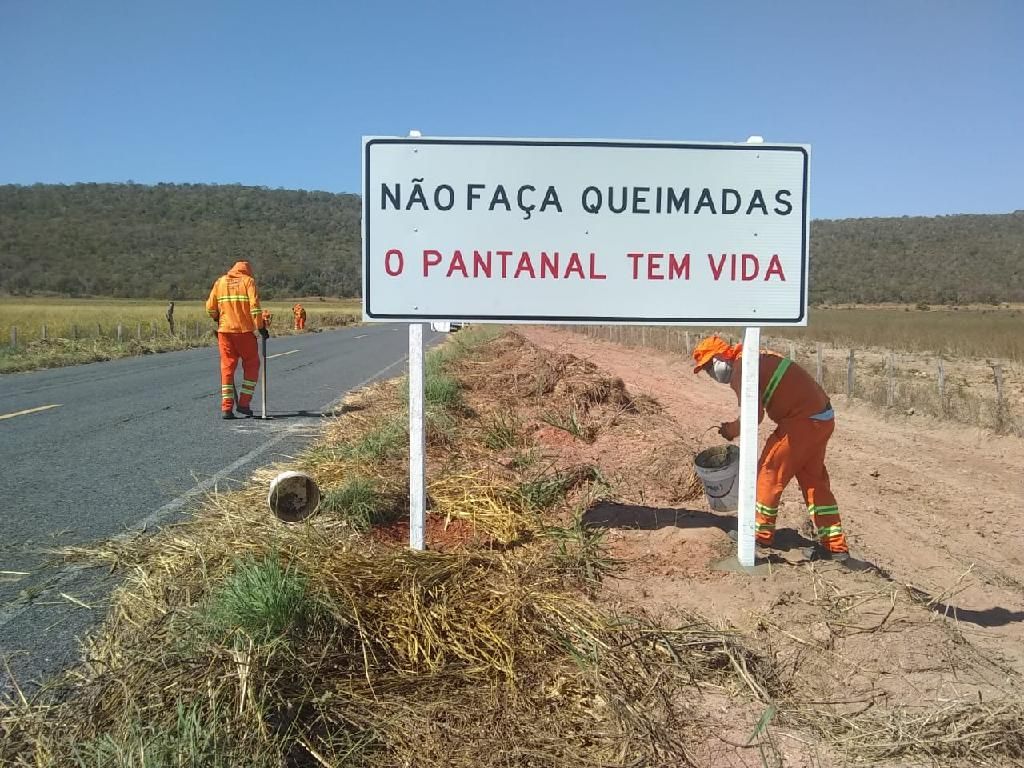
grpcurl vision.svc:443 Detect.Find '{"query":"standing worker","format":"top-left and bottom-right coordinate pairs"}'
top-left (292, 303), bottom-right (306, 331)
top-left (205, 261), bottom-right (269, 420)
top-left (165, 301), bottom-right (175, 335)
top-left (260, 308), bottom-right (273, 331)
top-left (692, 335), bottom-right (850, 562)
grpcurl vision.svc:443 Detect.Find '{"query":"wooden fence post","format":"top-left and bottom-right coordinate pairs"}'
top-left (886, 354), bottom-right (895, 407)
top-left (993, 363), bottom-right (1006, 432)
top-left (816, 343), bottom-right (823, 386)
top-left (937, 360), bottom-right (946, 415)
top-left (150, 322), bottom-right (156, 339)
top-left (685, 331), bottom-right (691, 354)
top-left (72, 324), bottom-right (78, 341)
top-left (847, 349), bottom-right (855, 398)
top-left (136, 322), bottom-right (142, 340)
top-left (41, 324), bottom-right (47, 342)
top-left (9, 327), bottom-right (16, 348)
top-left (117, 324), bottom-right (123, 343)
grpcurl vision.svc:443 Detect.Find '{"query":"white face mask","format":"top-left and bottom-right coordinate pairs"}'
top-left (710, 358), bottom-right (733, 384)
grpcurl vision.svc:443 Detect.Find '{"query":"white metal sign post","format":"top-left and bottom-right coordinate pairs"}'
top-left (361, 135), bottom-right (809, 566)
top-left (408, 321), bottom-right (425, 550)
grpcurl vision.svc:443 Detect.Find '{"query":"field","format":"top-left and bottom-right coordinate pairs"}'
top-left (569, 305), bottom-right (1024, 436)
top-left (0, 297), bottom-right (361, 374)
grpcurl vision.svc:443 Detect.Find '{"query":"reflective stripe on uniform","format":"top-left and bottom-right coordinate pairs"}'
top-left (217, 295), bottom-right (250, 303)
top-left (240, 379), bottom-right (257, 394)
top-left (808, 504), bottom-right (839, 515)
top-left (816, 524), bottom-right (844, 537)
top-left (762, 358), bottom-right (792, 409)
top-left (755, 503), bottom-right (778, 518)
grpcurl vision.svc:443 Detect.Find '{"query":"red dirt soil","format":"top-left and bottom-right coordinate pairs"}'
top-left (519, 326), bottom-right (1024, 759)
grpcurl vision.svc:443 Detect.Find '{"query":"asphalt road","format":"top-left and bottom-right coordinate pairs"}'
top-left (0, 323), bottom-right (439, 692)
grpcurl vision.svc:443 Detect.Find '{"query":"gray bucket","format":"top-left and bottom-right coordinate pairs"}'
top-left (694, 445), bottom-right (740, 513)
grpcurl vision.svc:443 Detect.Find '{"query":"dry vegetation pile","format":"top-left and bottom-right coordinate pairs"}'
top-left (3, 329), bottom-right (1024, 767)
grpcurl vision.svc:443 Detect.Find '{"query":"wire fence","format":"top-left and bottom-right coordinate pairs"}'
top-left (564, 325), bottom-right (1023, 437)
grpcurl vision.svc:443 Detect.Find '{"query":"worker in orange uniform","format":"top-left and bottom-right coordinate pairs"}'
top-left (692, 335), bottom-right (850, 562)
top-left (205, 261), bottom-right (269, 420)
top-left (260, 309), bottom-right (273, 331)
top-left (292, 303), bottom-right (306, 331)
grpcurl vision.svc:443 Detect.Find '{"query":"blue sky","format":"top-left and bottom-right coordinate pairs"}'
top-left (1, 0), bottom-right (1021, 219)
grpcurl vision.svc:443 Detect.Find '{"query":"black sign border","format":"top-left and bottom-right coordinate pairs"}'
top-left (363, 138), bottom-right (809, 325)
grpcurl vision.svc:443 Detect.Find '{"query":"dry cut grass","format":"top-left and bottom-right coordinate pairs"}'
top-left (4, 328), bottom-right (1024, 767)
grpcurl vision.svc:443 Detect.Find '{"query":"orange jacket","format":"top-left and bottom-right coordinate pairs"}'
top-left (292, 303), bottom-right (306, 319)
top-left (727, 351), bottom-right (830, 429)
top-left (260, 310), bottom-right (272, 327)
top-left (206, 261), bottom-right (265, 333)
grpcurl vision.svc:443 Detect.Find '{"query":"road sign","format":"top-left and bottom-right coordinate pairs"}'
top-left (362, 137), bottom-right (810, 326)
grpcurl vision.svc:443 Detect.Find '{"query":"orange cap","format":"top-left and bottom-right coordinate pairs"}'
top-left (692, 335), bottom-right (741, 373)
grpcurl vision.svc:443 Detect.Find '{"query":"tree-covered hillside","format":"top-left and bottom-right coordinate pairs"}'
top-left (811, 213), bottom-right (1024, 305)
top-left (0, 183), bottom-right (361, 299)
top-left (1, 183), bottom-right (1021, 304)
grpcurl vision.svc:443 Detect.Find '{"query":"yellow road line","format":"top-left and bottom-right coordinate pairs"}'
top-left (267, 350), bottom-right (298, 360)
top-left (0, 404), bottom-right (62, 421)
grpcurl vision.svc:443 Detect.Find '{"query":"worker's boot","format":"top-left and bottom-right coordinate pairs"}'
top-left (801, 544), bottom-right (850, 564)
top-left (221, 411), bottom-right (236, 420)
top-left (236, 405), bottom-right (254, 418)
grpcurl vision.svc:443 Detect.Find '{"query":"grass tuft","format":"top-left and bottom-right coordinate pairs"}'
top-left (482, 408), bottom-right (523, 451)
top-left (544, 517), bottom-right (616, 586)
top-left (320, 477), bottom-right (397, 532)
top-left (340, 418), bottom-right (405, 462)
top-left (539, 406), bottom-right (597, 442)
top-left (202, 553), bottom-right (312, 642)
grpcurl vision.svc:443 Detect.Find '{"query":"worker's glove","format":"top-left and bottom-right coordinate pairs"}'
top-left (718, 421), bottom-right (740, 441)
top-left (258, 327), bottom-right (270, 340)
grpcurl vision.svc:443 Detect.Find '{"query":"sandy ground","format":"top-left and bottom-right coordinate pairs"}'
top-left (511, 326), bottom-right (1024, 766)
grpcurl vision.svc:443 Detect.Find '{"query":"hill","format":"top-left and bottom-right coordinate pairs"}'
top-left (811, 212), bottom-right (1024, 305)
top-left (1, 183), bottom-right (1021, 304)
top-left (0, 183), bottom-right (361, 299)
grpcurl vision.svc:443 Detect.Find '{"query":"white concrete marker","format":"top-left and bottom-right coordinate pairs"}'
top-left (408, 322), bottom-right (426, 550)
top-left (736, 327), bottom-right (761, 567)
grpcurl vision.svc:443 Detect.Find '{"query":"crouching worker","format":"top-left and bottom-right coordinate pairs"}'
top-left (692, 336), bottom-right (850, 562)
top-left (206, 260), bottom-right (269, 420)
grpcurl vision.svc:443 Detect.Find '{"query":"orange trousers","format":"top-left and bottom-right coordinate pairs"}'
top-left (294, 316), bottom-right (305, 330)
top-left (755, 418), bottom-right (849, 554)
top-left (218, 332), bottom-right (260, 412)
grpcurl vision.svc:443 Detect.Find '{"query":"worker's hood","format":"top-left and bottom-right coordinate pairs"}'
top-left (227, 261), bottom-right (253, 277)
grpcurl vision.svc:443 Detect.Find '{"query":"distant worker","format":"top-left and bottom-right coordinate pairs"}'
top-left (692, 336), bottom-right (849, 562)
top-left (205, 261), bottom-right (268, 420)
top-left (260, 309), bottom-right (273, 331)
top-left (292, 303), bottom-right (306, 331)
top-left (165, 301), bottom-right (175, 335)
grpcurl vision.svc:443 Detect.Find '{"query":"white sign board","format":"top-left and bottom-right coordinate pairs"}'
top-left (362, 137), bottom-right (809, 325)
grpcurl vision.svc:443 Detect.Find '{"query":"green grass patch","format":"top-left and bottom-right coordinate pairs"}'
top-left (544, 517), bottom-right (616, 586)
top-left (320, 477), bottom-right (398, 532)
top-left (482, 408), bottom-right (523, 451)
top-left (340, 418), bottom-right (405, 462)
top-left (70, 700), bottom-right (257, 768)
top-left (202, 553), bottom-right (312, 643)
